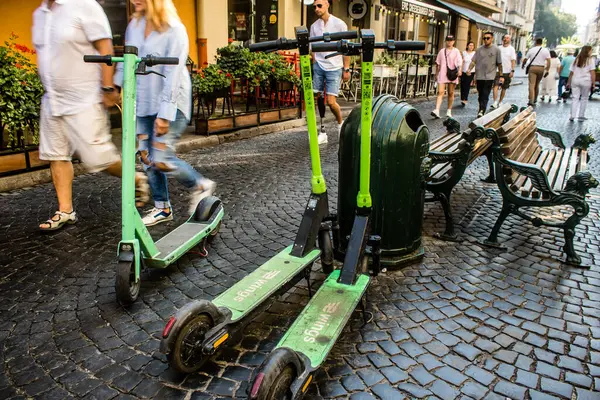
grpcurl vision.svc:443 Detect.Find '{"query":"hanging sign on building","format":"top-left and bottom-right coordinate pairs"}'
top-left (400, 1), bottom-right (435, 18)
top-left (256, 0), bottom-right (278, 42)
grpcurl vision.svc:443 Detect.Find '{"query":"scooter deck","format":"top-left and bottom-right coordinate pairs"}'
top-left (213, 245), bottom-right (321, 322)
top-left (145, 208), bottom-right (224, 267)
top-left (276, 270), bottom-right (370, 368)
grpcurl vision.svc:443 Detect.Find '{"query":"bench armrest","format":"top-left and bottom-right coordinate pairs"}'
top-left (536, 128), bottom-right (566, 149)
top-left (428, 149), bottom-right (466, 164)
top-left (492, 146), bottom-right (559, 198)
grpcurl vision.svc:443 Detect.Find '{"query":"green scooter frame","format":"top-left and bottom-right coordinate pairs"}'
top-left (159, 27), bottom-right (358, 374)
top-left (84, 47), bottom-right (224, 305)
top-left (248, 32), bottom-right (426, 400)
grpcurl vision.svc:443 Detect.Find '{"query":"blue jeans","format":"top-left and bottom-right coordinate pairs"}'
top-left (558, 76), bottom-right (569, 97)
top-left (312, 62), bottom-right (343, 96)
top-left (137, 110), bottom-right (202, 209)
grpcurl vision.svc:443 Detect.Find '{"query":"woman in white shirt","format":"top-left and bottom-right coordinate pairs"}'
top-left (460, 42), bottom-right (475, 106)
top-left (540, 50), bottom-right (560, 102)
top-left (568, 45), bottom-right (596, 121)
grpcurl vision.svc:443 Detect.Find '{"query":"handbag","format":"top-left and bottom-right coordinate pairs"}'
top-left (445, 49), bottom-right (459, 81)
top-left (525, 47), bottom-right (543, 75)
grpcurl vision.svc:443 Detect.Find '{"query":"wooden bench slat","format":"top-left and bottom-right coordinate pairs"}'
top-left (496, 107), bottom-right (533, 135)
top-left (430, 133), bottom-right (464, 153)
top-left (430, 132), bottom-right (460, 149)
top-left (468, 103), bottom-right (513, 130)
top-left (541, 149), bottom-right (566, 199)
top-left (510, 148), bottom-right (542, 192)
top-left (552, 147), bottom-right (575, 192)
top-left (510, 140), bottom-right (542, 183)
top-left (501, 119), bottom-right (537, 156)
top-left (577, 150), bottom-right (587, 173)
top-left (429, 162), bottom-right (452, 181)
top-left (499, 113), bottom-right (536, 143)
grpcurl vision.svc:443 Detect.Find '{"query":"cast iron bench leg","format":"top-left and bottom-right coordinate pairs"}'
top-left (434, 190), bottom-right (458, 241)
top-left (483, 201), bottom-right (513, 249)
top-left (481, 149), bottom-right (496, 183)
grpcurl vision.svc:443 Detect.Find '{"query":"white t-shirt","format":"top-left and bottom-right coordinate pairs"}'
top-left (570, 59), bottom-right (595, 83)
top-left (499, 45), bottom-right (516, 73)
top-left (525, 46), bottom-right (551, 67)
top-left (310, 15), bottom-right (348, 71)
top-left (32, 0), bottom-right (112, 117)
top-left (462, 51), bottom-right (475, 72)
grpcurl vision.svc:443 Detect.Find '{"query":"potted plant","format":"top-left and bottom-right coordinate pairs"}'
top-left (0, 33), bottom-right (44, 176)
top-left (374, 52), bottom-right (397, 78)
top-left (193, 64), bottom-right (233, 116)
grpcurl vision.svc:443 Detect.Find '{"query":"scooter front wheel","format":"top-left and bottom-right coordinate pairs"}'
top-left (167, 313), bottom-right (214, 373)
top-left (115, 260), bottom-right (140, 305)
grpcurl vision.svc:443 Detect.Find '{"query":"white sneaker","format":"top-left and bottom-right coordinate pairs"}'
top-left (446, 110), bottom-right (452, 118)
top-left (318, 132), bottom-right (328, 145)
top-left (337, 123), bottom-right (343, 137)
top-left (490, 101), bottom-right (498, 109)
top-left (142, 207), bottom-right (173, 227)
top-left (189, 179), bottom-right (217, 215)
top-left (431, 110), bottom-right (440, 119)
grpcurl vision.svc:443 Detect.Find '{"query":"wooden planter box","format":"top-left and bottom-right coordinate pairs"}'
top-left (0, 147), bottom-right (49, 177)
top-left (195, 106), bottom-right (301, 135)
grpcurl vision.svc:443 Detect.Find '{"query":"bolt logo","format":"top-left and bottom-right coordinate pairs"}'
top-left (303, 302), bottom-right (340, 343)
top-left (233, 270), bottom-right (281, 302)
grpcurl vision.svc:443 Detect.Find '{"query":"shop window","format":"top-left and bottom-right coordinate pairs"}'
top-left (97, 0), bottom-right (130, 47)
top-left (228, 0), bottom-right (251, 43)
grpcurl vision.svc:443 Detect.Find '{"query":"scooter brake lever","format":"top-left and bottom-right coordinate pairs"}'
top-left (136, 70), bottom-right (167, 79)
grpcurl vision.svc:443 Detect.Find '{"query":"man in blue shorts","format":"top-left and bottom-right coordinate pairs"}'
top-left (310, 0), bottom-right (351, 144)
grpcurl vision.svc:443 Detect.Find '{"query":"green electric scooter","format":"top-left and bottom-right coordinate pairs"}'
top-left (248, 31), bottom-right (426, 399)
top-left (84, 47), bottom-right (224, 305)
top-left (159, 27), bottom-right (358, 373)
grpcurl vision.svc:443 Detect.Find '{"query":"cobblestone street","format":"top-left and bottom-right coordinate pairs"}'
top-left (1, 73), bottom-right (599, 400)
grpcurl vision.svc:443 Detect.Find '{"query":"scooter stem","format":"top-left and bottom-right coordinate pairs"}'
top-left (122, 47), bottom-right (138, 241)
top-left (357, 30), bottom-right (375, 210)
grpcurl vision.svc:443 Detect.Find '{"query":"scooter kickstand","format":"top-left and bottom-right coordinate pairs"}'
top-left (304, 266), bottom-right (313, 298)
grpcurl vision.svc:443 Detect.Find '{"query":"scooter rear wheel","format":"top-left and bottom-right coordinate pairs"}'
top-left (251, 363), bottom-right (296, 400)
top-left (168, 313), bottom-right (213, 373)
top-left (116, 260), bottom-right (140, 305)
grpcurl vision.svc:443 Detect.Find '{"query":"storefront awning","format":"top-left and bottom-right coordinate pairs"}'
top-left (381, 0), bottom-right (449, 20)
top-left (436, 0), bottom-right (507, 34)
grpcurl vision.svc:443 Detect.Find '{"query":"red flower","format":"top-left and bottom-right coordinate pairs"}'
top-left (260, 59), bottom-right (264, 64)
top-left (15, 63), bottom-right (23, 69)
top-left (217, 69), bottom-right (223, 74)
top-left (269, 60), bottom-right (273, 65)
top-left (226, 72), bottom-right (232, 78)
top-left (272, 68), bottom-right (275, 72)
top-left (228, 38), bottom-right (234, 44)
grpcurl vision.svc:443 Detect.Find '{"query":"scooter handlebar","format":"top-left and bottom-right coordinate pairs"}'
top-left (83, 55), bottom-right (112, 64)
top-left (310, 42), bottom-right (342, 53)
top-left (375, 40), bottom-right (426, 52)
top-left (144, 56), bottom-right (179, 66)
top-left (248, 39), bottom-right (287, 52)
top-left (248, 31), bottom-right (358, 52)
top-left (314, 31), bottom-right (358, 42)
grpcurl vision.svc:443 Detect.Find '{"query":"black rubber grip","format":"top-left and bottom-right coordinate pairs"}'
top-left (326, 31), bottom-right (358, 41)
top-left (376, 41), bottom-right (426, 51)
top-left (83, 55), bottom-right (112, 64)
top-left (145, 56), bottom-right (179, 66)
top-left (311, 42), bottom-right (340, 53)
top-left (249, 40), bottom-right (279, 52)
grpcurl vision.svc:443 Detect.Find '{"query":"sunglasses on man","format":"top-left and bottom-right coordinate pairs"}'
top-left (484, 36), bottom-right (493, 41)
top-left (313, 4), bottom-right (323, 9)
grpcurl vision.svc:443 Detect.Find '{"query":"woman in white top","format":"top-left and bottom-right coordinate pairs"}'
top-left (568, 45), bottom-right (596, 121)
top-left (460, 41), bottom-right (476, 106)
top-left (540, 50), bottom-right (560, 102)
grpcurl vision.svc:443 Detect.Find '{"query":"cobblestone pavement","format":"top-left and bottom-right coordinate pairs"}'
top-left (1, 74), bottom-right (599, 400)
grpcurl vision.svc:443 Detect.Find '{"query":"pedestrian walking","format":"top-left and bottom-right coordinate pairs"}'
top-left (114, 0), bottom-right (216, 226)
top-left (521, 38), bottom-right (551, 106)
top-left (517, 50), bottom-right (523, 65)
top-left (459, 41), bottom-right (476, 107)
top-left (491, 34), bottom-right (516, 109)
top-left (567, 45), bottom-right (596, 122)
top-left (558, 49), bottom-right (576, 102)
top-left (465, 32), bottom-right (503, 117)
top-left (310, 0), bottom-right (351, 145)
top-left (540, 50), bottom-right (560, 102)
top-left (33, 0), bottom-right (150, 231)
top-left (431, 35), bottom-right (462, 119)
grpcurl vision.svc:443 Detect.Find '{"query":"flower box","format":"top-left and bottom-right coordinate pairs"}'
top-left (195, 106), bottom-right (301, 135)
top-left (373, 64), bottom-right (396, 78)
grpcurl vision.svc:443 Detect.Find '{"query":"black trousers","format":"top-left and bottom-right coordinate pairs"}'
top-left (476, 80), bottom-right (494, 112)
top-left (460, 74), bottom-right (474, 101)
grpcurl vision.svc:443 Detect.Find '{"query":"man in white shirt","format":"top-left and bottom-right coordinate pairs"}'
top-left (310, 0), bottom-right (350, 145)
top-left (33, 0), bottom-right (149, 231)
top-left (491, 34), bottom-right (516, 109)
top-left (521, 37), bottom-right (551, 106)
